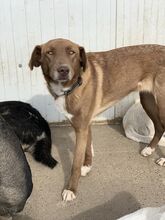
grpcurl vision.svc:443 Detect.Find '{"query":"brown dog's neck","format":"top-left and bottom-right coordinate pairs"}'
top-left (47, 74), bottom-right (83, 99)
top-left (61, 76), bottom-right (83, 96)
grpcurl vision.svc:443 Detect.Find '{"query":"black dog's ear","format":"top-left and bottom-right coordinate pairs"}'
top-left (29, 45), bottom-right (42, 70)
top-left (79, 46), bottom-right (87, 71)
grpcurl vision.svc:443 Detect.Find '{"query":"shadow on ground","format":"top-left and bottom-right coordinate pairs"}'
top-left (69, 191), bottom-right (141, 220)
top-left (111, 123), bottom-right (165, 159)
top-left (13, 215), bottom-right (34, 220)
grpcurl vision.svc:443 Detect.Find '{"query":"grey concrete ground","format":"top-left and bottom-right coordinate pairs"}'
top-left (13, 124), bottom-right (165, 220)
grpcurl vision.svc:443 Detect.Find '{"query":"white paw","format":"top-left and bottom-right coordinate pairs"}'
top-left (81, 165), bottom-right (92, 176)
top-left (141, 146), bottom-right (155, 157)
top-left (62, 189), bottom-right (76, 201)
top-left (156, 158), bottom-right (165, 166)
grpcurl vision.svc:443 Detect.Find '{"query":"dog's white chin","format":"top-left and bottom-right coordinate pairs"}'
top-left (58, 79), bottom-right (69, 83)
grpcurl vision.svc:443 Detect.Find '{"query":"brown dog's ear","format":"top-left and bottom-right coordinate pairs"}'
top-left (29, 45), bottom-right (42, 70)
top-left (79, 46), bottom-right (87, 71)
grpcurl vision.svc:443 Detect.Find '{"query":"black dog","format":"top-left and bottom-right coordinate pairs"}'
top-left (0, 115), bottom-right (33, 217)
top-left (0, 101), bottom-right (57, 168)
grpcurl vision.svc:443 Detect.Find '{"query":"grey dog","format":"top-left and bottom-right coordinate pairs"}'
top-left (0, 115), bottom-right (33, 218)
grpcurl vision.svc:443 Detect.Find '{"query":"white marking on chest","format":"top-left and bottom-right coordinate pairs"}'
top-left (49, 82), bottom-right (73, 120)
top-left (55, 96), bottom-right (73, 120)
top-left (49, 82), bottom-right (64, 96)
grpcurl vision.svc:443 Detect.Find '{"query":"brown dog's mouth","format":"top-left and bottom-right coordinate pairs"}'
top-left (48, 75), bottom-right (70, 84)
top-left (58, 76), bottom-right (69, 82)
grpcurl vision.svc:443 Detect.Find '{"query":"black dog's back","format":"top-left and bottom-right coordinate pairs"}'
top-left (0, 115), bottom-right (33, 217)
top-left (0, 101), bottom-right (51, 143)
top-left (0, 101), bottom-right (57, 168)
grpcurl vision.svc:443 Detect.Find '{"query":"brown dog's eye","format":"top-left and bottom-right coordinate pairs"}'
top-left (69, 50), bottom-right (75, 55)
top-left (47, 51), bottom-right (53, 55)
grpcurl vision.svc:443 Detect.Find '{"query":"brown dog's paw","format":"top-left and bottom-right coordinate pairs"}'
top-left (141, 146), bottom-right (155, 157)
top-left (62, 189), bottom-right (76, 201)
top-left (156, 158), bottom-right (165, 166)
top-left (81, 165), bottom-right (92, 176)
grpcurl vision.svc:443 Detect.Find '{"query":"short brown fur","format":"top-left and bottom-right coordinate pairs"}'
top-left (29, 39), bottom-right (165, 201)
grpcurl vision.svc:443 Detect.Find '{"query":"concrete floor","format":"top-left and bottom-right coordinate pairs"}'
top-left (13, 124), bottom-right (165, 220)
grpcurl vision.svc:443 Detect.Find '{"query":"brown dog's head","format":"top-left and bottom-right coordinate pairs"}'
top-left (29, 39), bottom-right (87, 84)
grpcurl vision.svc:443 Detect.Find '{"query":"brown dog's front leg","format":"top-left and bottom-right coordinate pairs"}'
top-left (62, 128), bottom-right (88, 201)
top-left (81, 126), bottom-right (93, 176)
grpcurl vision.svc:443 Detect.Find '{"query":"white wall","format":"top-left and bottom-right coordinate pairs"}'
top-left (0, 0), bottom-right (165, 122)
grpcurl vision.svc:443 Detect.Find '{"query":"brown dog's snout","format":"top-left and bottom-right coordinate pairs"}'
top-left (57, 65), bottom-right (70, 80)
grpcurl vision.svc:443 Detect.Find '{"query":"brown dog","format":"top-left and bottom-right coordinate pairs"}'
top-left (29, 39), bottom-right (165, 201)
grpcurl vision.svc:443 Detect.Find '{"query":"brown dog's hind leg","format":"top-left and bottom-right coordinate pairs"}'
top-left (140, 92), bottom-right (164, 156)
top-left (81, 126), bottom-right (93, 176)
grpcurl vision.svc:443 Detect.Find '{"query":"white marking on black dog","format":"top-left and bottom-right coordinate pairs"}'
top-left (37, 132), bottom-right (46, 141)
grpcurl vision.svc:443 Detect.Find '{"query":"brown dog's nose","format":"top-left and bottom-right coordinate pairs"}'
top-left (57, 66), bottom-right (69, 77)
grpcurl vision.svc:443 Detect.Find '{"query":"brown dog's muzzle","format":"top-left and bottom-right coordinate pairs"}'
top-left (57, 65), bottom-right (70, 81)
